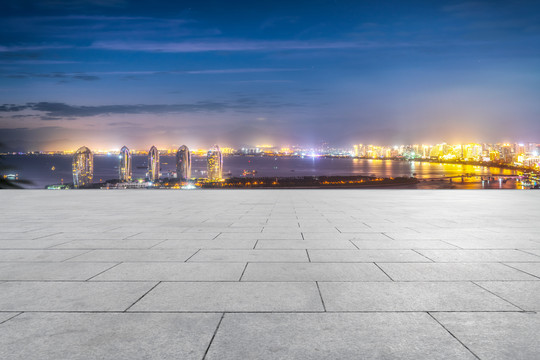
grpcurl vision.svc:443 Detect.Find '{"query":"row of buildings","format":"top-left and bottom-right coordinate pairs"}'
top-left (352, 143), bottom-right (540, 167)
top-left (72, 145), bottom-right (223, 188)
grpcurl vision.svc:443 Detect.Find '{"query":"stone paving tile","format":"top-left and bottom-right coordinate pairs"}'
top-left (378, 263), bottom-right (538, 281)
top-left (129, 232), bottom-right (220, 240)
top-left (504, 262), bottom-right (540, 278)
top-left (444, 239), bottom-right (540, 249)
top-left (0, 281), bottom-right (156, 311)
top-left (153, 239), bottom-right (256, 249)
top-left (0, 262), bottom-right (118, 281)
top-left (382, 232), bottom-right (479, 240)
top-left (0, 249), bottom-right (88, 262)
top-left (351, 240), bottom-right (458, 249)
top-left (476, 281), bottom-right (540, 311)
top-left (318, 282), bottom-right (519, 311)
top-left (188, 249), bottom-right (309, 262)
top-left (219, 227), bottom-right (264, 232)
top-left (130, 282), bottom-right (324, 312)
top-left (0, 312), bottom-right (222, 360)
top-left (215, 232), bottom-right (303, 240)
top-left (205, 313), bottom-right (476, 359)
top-left (0, 231), bottom-right (60, 240)
top-left (524, 249), bottom-right (540, 256)
top-left (256, 240), bottom-right (357, 250)
top-left (66, 249), bottom-right (198, 262)
top-left (308, 249), bottom-right (430, 262)
top-left (0, 313), bottom-right (20, 324)
top-left (51, 239), bottom-right (163, 249)
top-left (91, 262), bottom-right (245, 281)
top-left (301, 232), bottom-right (382, 240)
top-left (39, 232), bottom-right (139, 240)
top-left (0, 239), bottom-right (74, 249)
top-left (433, 312), bottom-right (540, 360)
top-left (417, 249), bottom-right (540, 262)
top-left (241, 263), bottom-right (391, 281)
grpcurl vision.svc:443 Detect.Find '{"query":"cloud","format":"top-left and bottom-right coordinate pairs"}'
top-left (0, 99), bottom-right (299, 118)
top-left (3, 72), bottom-right (101, 81)
top-left (90, 39), bottom-right (366, 52)
top-left (0, 45), bottom-right (71, 52)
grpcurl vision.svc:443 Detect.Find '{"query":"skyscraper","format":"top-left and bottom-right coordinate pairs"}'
top-left (147, 145), bottom-right (160, 182)
top-left (207, 144), bottom-right (223, 181)
top-left (119, 146), bottom-right (132, 182)
top-left (176, 145), bottom-right (191, 181)
top-left (72, 146), bottom-right (93, 188)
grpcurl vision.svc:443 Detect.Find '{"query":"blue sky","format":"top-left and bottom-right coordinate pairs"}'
top-left (0, 0), bottom-right (539, 151)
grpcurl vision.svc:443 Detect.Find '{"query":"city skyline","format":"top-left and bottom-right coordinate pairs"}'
top-left (1, 0), bottom-right (540, 151)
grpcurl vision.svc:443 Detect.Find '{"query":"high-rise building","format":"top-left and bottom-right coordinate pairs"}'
top-left (72, 146), bottom-right (93, 188)
top-left (119, 146), bottom-right (132, 182)
top-left (147, 145), bottom-right (160, 181)
top-left (176, 145), bottom-right (191, 180)
top-left (207, 144), bottom-right (223, 181)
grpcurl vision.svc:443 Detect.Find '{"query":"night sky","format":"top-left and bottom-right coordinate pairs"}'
top-left (0, 0), bottom-right (539, 151)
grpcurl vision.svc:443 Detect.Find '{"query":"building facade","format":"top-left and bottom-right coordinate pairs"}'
top-left (176, 145), bottom-right (191, 181)
top-left (147, 145), bottom-right (160, 181)
top-left (207, 144), bottom-right (223, 181)
top-left (72, 146), bottom-right (93, 188)
top-left (119, 146), bottom-right (132, 182)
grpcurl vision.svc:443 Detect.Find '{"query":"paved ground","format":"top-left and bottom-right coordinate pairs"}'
top-left (0, 190), bottom-right (539, 359)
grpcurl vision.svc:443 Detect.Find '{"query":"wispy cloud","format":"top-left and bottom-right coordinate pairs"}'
top-left (0, 45), bottom-right (71, 52)
top-left (0, 99), bottom-right (299, 118)
top-left (2, 68), bottom-right (305, 81)
top-left (3, 72), bottom-right (100, 81)
top-left (90, 39), bottom-right (365, 52)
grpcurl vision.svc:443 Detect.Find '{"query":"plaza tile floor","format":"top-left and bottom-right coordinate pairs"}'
top-left (1, 190), bottom-right (539, 359)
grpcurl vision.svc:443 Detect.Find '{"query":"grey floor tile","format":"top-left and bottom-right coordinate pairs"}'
top-left (0, 281), bottom-right (156, 311)
top-left (444, 239), bottom-right (540, 249)
top-left (130, 232), bottom-right (220, 240)
top-left (378, 263), bottom-right (538, 281)
top-left (476, 281), bottom-right (540, 311)
top-left (308, 249), bottom-right (430, 262)
top-left (0, 312), bottom-right (222, 360)
top-left (417, 249), bottom-right (540, 262)
top-left (241, 263), bottom-right (390, 281)
top-left (255, 240), bottom-right (357, 249)
top-left (153, 239), bottom-right (256, 249)
top-left (39, 232), bottom-right (139, 240)
top-left (319, 282), bottom-right (519, 311)
top-left (523, 249), bottom-right (540, 256)
top-left (91, 262), bottom-right (245, 281)
top-left (0, 313), bottom-right (20, 324)
top-left (504, 262), bottom-right (540, 278)
top-left (0, 262), bottom-right (119, 281)
top-left (351, 240), bottom-right (457, 249)
top-left (188, 249), bottom-right (308, 262)
top-left (205, 313), bottom-right (476, 359)
top-left (300, 232), bottom-right (366, 240)
top-left (0, 239), bottom-right (74, 249)
top-left (130, 282), bottom-right (323, 312)
top-left (0, 249), bottom-right (89, 262)
top-left (0, 231), bottom-right (60, 240)
top-left (66, 249), bottom-right (198, 262)
top-left (51, 240), bottom-right (163, 249)
top-left (215, 232), bottom-right (303, 240)
top-left (433, 312), bottom-right (540, 360)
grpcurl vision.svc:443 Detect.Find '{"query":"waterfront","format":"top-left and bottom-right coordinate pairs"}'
top-left (2, 154), bottom-right (524, 189)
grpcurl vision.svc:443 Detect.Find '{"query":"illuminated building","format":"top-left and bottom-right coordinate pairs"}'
top-left (176, 145), bottom-right (191, 181)
top-left (147, 145), bottom-right (160, 181)
top-left (119, 146), bottom-right (132, 182)
top-left (220, 147), bottom-right (235, 155)
top-left (207, 144), bottom-right (223, 181)
top-left (72, 146), bottom-right (93, 188)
